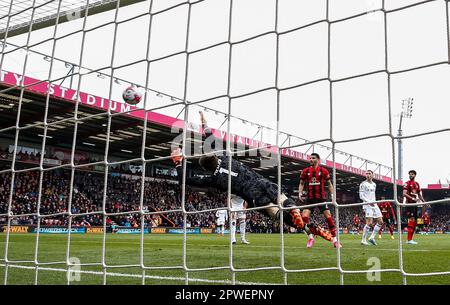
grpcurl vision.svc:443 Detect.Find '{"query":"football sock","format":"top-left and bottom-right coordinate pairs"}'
top-left (240, 220), bottom-right (246, 241)
top-left (370, 224), bottom-right (381, 239)
top-left (230, 220), bottom-right (236, 242)
top-left (326, 216), bottom-right (336, 237)
top-left (407, 219), bottom-right (415, 241)
top-left (362, 224), bottom-right (370, 241)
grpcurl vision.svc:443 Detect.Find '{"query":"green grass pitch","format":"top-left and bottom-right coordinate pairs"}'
top-left (0, 233), bottom-right (449, 285)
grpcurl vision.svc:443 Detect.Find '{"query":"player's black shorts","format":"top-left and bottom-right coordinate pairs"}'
top-left (304, 198), bottom-right (329, 213)
top-left (404, 206), bottom-right (418, 218)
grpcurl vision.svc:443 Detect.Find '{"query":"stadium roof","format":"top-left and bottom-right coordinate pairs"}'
top-left (0, 69), bottom-right (405, 197)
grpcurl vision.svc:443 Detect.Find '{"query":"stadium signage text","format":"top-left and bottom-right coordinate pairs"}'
top-left (0, 70), bottom-right (135, 115)
top-left (167, 228), bottom-right (200, 234)
top-left (1, 226), bottom-right (29, 233)
top-left (115, 228), bottom-right (149, 234)
top-left (214, 228), bottom-right (230, 234)
top-left (86, 227), bottom-right (104, 234)
top-left (150, 227), bottom-right (167, 234)
top-left (33, 227), bottom-right (86, 234)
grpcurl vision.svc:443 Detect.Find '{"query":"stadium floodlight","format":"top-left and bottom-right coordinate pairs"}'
top-left (96, 73), bottom-right (106, 79)
top-left (43, 56), bottom-right (51, 62)
top-left (397, 98), bottom-right (414, 181)
top-left (402, 98), bottom-right (414, 118)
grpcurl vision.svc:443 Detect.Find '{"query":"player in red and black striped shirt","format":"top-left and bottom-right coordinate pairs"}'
top-left (403, 170), bottom-right (426, 245)
top-left (352, 214), bottom-right (361, 235)
top-left (377, 199), bottom-right (396, 240)
top-left (299, 153), bottom-right (341, 248)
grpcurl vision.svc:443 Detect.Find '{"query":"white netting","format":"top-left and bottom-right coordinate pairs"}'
top-left (0, 0), bottom-right (449, 285)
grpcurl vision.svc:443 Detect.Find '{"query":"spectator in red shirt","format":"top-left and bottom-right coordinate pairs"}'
top-left (352, 214), bottom-right (361, 235)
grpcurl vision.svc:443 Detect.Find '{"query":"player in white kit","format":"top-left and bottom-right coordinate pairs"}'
top-left (359, 170), bottom-right (383, 246)
top-left (229, 194), bottom-right (250, 245)
top-left (215, 209), bottom-right (228, 236)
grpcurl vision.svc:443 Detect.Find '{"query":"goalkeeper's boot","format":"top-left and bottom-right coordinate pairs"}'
top-left (407, 240), bottom-right (418, 245)
top-left (241, 239), bottom-right (250, 245)
top-left (368, 237), bottom-right (378, 246)
top-left (361, 240), bottom-right (369, 246)
top-left (308, 224), bottom-right (333, 242)
top-left (332, 237), bottom-right (342, 249)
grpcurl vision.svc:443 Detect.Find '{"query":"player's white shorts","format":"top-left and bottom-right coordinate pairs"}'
top-left (216, 220), bottom-right (225, 226)
top-left (231, 211), bottom-right (246, 220)
top-left (363, 205), bottom-right (382, 219)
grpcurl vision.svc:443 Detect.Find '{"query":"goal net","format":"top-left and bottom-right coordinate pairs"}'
top-left (0, 0), bottom-right (449, 285)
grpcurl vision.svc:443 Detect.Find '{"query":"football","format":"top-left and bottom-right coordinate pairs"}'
top-left (122, 86), bottom-right (142, 105)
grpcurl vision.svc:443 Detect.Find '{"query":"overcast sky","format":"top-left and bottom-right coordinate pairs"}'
top-left (1, 0), bottom-right (449, 185)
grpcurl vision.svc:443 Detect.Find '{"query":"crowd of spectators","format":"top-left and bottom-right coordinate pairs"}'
top-left (0, 163), bottom-right (233, 229)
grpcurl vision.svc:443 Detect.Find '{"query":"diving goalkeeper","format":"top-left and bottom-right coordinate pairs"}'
top-left (170, 111), bottom-right (335, 244)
